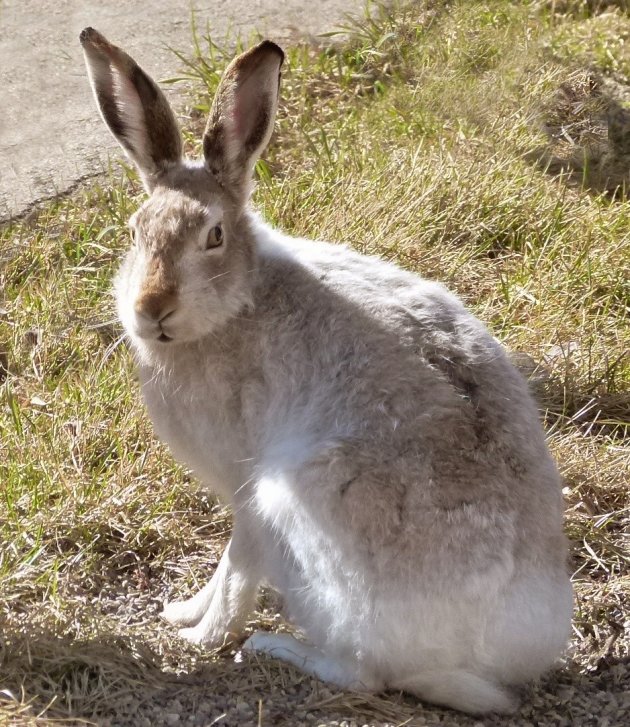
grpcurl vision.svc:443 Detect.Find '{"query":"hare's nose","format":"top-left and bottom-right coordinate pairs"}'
top-left (134, 290), bottom-right (177, 323)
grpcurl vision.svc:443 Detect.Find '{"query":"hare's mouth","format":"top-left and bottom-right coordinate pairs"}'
top-left (157, 332), bottom-right (173, 343)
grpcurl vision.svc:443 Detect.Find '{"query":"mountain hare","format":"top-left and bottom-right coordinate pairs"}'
top-left (81, 28), bottom-right (572, 714)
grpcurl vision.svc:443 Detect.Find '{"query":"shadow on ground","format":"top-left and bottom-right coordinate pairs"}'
top-left (1, 622), bottom-right (629, 726)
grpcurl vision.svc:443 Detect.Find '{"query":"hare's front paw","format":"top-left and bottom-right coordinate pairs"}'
top-left (161, 576), bottom-right (219, 628)
top-left (161, 530), bottom-right (258, 648)
top-left (161, 597), bottom-right (206, 628)
top-left (178, 621), bottom-right (241, 648)
top-left (170, 586), bottom-right (245, 647)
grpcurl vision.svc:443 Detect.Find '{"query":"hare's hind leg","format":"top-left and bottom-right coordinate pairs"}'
top-left (391, 670), bottom-right (518, 715)
top-left (243, 632), bottom-right (382, 692)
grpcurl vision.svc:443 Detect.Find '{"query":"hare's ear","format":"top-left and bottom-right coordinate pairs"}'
top-left (80, 27), bottom-right (182, 191)
top-left (203, 40), bottom-right (284, 197)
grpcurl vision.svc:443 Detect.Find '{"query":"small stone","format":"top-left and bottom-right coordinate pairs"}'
top-left (166, 713), bottom-right (181, 725)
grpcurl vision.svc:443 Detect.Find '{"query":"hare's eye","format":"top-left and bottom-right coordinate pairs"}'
top-left (205, 224), bottom-right (223, 250)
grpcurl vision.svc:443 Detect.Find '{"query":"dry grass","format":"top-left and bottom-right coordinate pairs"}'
top-left (1, 1), bottom-right (629, 725)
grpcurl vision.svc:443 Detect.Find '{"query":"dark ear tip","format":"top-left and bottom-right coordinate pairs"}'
top-left (258, 39), bottom-right (285, 67)
top-left (79, 27), bottom-right (96, 45)
top-left (80, 27), bottom-right (111, 52)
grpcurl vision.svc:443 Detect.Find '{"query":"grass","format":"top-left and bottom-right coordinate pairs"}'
top-left (1, 1), bottom-right (629, 724)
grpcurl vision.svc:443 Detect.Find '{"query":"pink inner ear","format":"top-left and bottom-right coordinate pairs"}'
top-left (113, 69), bottom-right (142, 123)
top-left (230, 72), bottom-right (264, 144)
top-left (232, 106), bottom-right (245, 138)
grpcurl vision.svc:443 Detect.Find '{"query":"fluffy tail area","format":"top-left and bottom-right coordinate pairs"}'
top-left (393, 669), bottom-right (518, 715)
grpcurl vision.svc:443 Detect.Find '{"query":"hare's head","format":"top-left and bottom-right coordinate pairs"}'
top-left (81, 28), bottom-right (283, 352)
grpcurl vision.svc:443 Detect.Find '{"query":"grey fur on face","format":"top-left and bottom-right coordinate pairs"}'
top-left (82, 29), bottom-right (572, 715)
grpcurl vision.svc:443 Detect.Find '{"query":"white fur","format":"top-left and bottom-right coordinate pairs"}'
top-left (84, 35), bottom-right (573, 715)
top-left (148, 221), bottom-right (572, 714)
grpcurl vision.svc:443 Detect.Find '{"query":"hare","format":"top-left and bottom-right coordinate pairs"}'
top-left (81, 28), bottom-right (572, 714)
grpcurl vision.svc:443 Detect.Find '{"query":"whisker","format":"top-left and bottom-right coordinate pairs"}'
top-left (87, 317), bottom-right (119, 330)
top-left (180, 267), bottom-right (260, 297)
top-left (97, 333), bottom-right (127, 373)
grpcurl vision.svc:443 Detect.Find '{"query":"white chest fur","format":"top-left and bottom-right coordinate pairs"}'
top-left (139, 361), bottom-right (249, 502)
